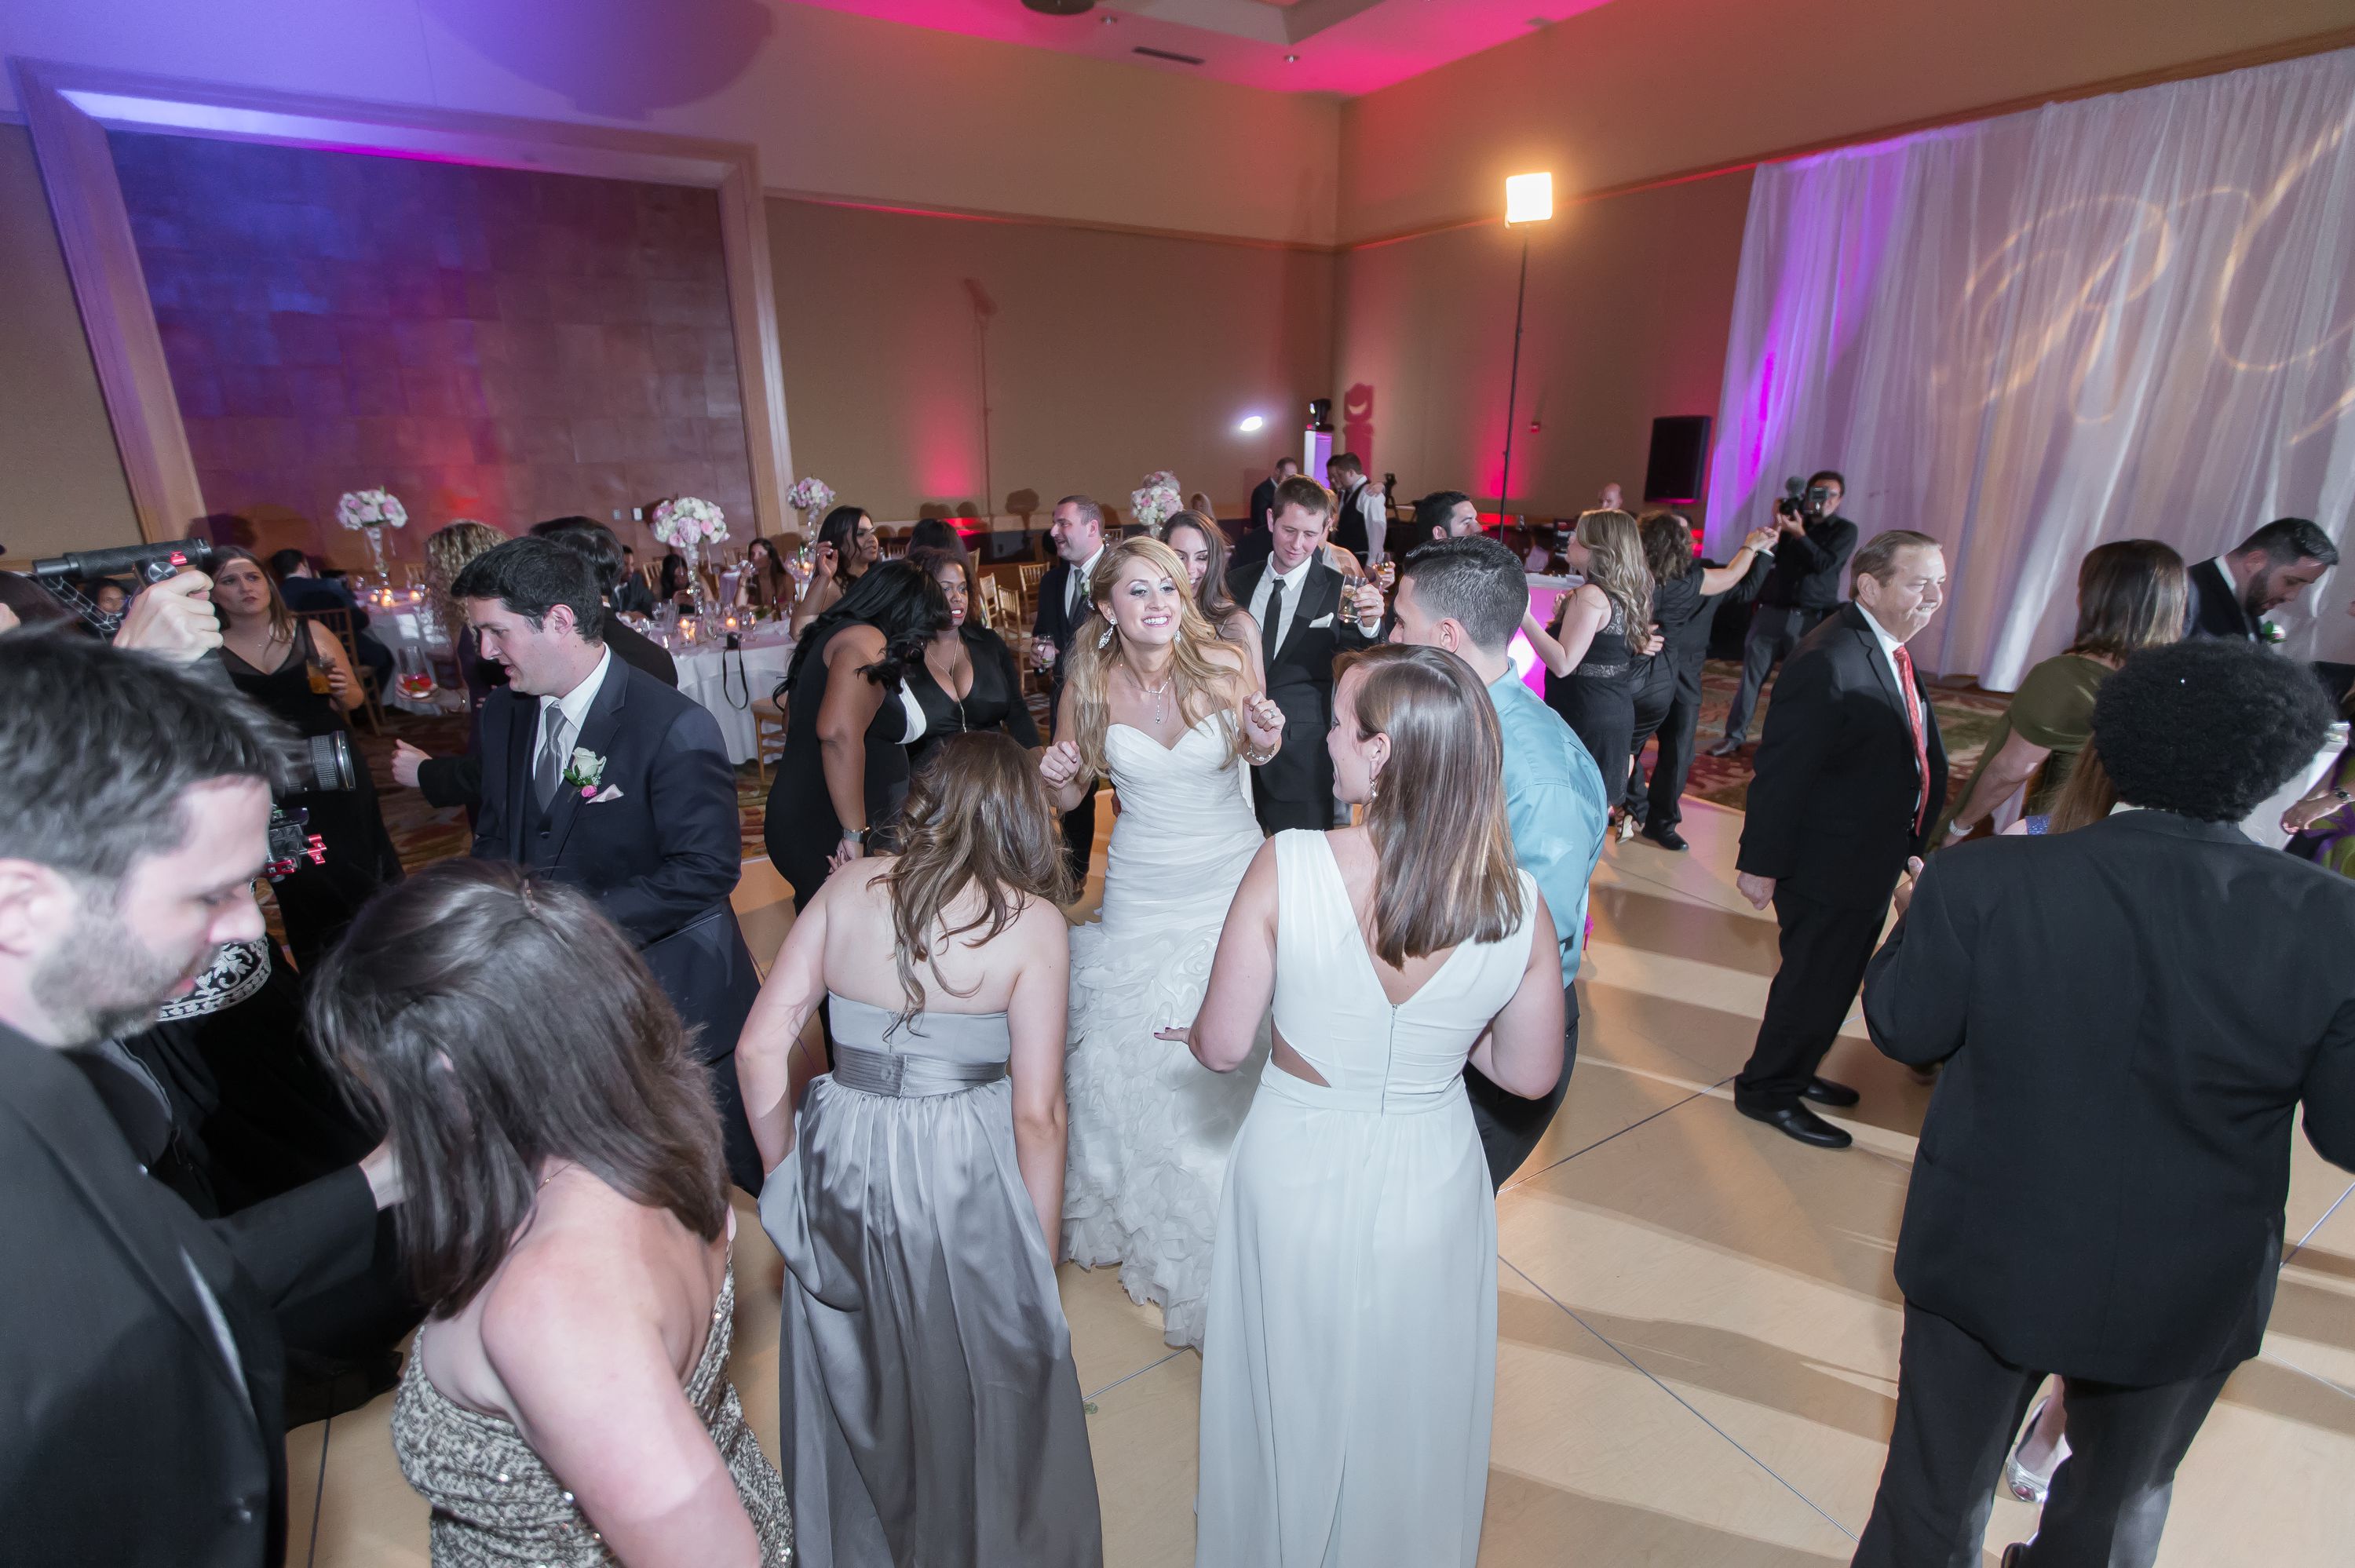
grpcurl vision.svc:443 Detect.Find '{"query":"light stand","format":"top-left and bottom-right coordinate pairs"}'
top-left (1498, 173), bottom-right (1554, 522)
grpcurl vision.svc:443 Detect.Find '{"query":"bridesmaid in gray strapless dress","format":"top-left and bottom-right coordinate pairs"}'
top-left (391, 1260), bottom-right (794, 1566)
top-left (760, 996), bottom-right (1102, 1566)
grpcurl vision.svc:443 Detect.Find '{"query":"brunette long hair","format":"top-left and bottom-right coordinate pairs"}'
top-left (1062, 536), bottom-right (1248, 773)
top-left (817, 505), bottom-right (870, 589)
top-left (1344, 644), bottom-right (1526, 968)
top-left (306, 861), bottom-right (726, 1315)
top-left (1571, 509), bottom-right (1654, 635)
top-left (1164, 510), bottom-right (1244, 638)
top-left (209, 545), bottom-right (298, 647)
top-left (743, 535), bottom-right (790, 609)
top-left (425, 520), bottom-right (507, 644)
top-left (878, 733), bottom-right (1070, 1031)
top-left (2068, 540), bottom-right (2187, 662)
top-left (1637, 511), bottom-right (1696, 584)
top-left (783, 558), bottom-right (949, 694)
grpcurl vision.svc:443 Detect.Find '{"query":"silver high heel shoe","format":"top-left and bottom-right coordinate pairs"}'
top-left (2003, 1397), bottom-right (2067, 1503)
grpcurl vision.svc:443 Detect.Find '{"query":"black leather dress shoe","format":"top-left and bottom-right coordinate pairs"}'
top-left (1705, 736), bottom-right (1746, 757)
top-left (1802, 1076), bottom-right (1860, 1107)
top-left (1999, 1545), bottom-right (2025, 1567)
top-left (1641, 825), bottom-right (1690, 851)
top-left (1736, 1099), bottom-right (1853, 1149)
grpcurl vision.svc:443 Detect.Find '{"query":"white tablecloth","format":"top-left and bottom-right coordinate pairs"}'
top-left (669, 629), bottom-right (796, 764)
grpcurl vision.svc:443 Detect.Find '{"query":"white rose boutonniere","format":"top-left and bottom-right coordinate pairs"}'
top-left (562, 747), bottom-right (608, 798)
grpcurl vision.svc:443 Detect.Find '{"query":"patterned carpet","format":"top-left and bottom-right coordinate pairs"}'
top-left (364, 662), bottom-right (2014, 879)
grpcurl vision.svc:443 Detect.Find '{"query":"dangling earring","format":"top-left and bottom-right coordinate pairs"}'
top-left (1096, 623), bottom-right (1115, 650)
top-left (1368, 770), bottom-right (1381, 802)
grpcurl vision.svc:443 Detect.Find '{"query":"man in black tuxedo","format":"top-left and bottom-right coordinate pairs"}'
top-left (1226, 475), bottom-right (1385, 833)
top-left (1711, 469), bottom-right (1860, 753)
top-left (396, 517), bottom-right (676, 811)
top-left (1236, 456), bottom-right (1301, 571)
top-left (1030, 494), bottom-right (1108, 883)
top-left (451, 539), bottom-right (765, 1191)
top-left (1734, 529), bottom-right (1948, 1149)
top-left (0, 633), bottom-right (398, 1568)
top-left (2185, 516), bottom-right (2339, 641)
top-left (1850, 639), bottom-right (2355, 1568)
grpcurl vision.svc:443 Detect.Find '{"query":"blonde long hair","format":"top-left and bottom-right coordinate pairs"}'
top-left (425, 520), bottom-right (508, 643)
top-left (1345, 644), bottom-right (1525, 968)
top-left (1063, 536), bottom-right (1247, 774)
top-left (1573, 509), bottom-right (1653, 636)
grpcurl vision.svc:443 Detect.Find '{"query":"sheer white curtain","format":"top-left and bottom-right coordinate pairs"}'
top-left (1703, 49), bottom-right (2355, 685)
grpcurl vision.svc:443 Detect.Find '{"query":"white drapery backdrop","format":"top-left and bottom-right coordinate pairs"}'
top-left (1703, 49), bottom-right (2355, 687)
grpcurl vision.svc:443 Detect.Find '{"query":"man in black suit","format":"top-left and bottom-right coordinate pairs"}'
top-left (1031, 494), bottom-right (1108, 882)
top-left (451, 539), bottom-right (766, 1191)
top-left (1734, 529), bottom-right (1948, 1149)
top-left (1711, 469), bottom-right (1860, 753)
top-left (395, 517), bottom-right (678, 811)
top-left (1226, 475), bottom-right (1385, 833)
top-left (2184, 516), bottom-right (2339, 641)
top-left (0, 633), bottom-right (398, 1567)
top-left (268, 547), bottom-right (395, 691)
top-left (1236, 456), bottom-right (1301, 571)
top-left (1851, 638), bottom-right (2355, 1568)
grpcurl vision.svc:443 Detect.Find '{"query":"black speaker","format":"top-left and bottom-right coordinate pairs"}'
top-left (1643, 416), bottom-right (1712, 505)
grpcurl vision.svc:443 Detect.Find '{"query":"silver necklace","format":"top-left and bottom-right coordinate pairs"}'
top-left (1130, 664), bottom-right (1174, 726)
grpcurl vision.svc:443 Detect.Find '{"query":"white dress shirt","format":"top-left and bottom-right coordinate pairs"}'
top-left (1860, 605), bottom-right (1927, 806)
top-left (536, 644), bottom-right (614, 772)
top-left (1356, 487), bottom-right (1388, 564)
top-left (1247, 553), bottom-right (1316, 658)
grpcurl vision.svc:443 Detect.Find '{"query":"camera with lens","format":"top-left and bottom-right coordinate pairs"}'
top-left (1774, 475), bottom-right (1834, 522)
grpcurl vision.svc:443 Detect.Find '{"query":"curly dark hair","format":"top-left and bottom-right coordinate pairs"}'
top-left (2090, 640), bottom-right (2335, 822)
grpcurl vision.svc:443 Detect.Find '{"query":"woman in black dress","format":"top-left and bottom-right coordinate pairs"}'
top-left (210, 546), bottom-right (404, 969)
top-left (905, 545), bottom-right (1041, 774)
top-left (762, 559), bottom-right (949, 909)
top-left (1522, 509), bottom-right (1656, 835)
top-left (1623, 512), bottom-right (1778, 841)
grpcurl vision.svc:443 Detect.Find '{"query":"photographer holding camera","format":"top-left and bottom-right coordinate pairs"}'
top-left (1709, 469), bottom-right (1859, 756)
top-left (0, 629), bottom-right (401, 1568)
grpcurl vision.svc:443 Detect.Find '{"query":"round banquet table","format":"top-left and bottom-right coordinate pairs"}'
top-left (662, 625), bottom-right (798, 765)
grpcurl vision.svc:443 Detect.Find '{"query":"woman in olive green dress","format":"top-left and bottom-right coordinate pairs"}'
top-left (1941, 541), bottom-right (2188, 839)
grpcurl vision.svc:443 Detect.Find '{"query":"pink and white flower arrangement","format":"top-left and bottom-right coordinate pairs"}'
top-left (1130, 471), bottom-right (1183, 533)
top-left (786, 476), bottom-right (836, 516)
top-left (335, 489), bottom-right (407, 531)
top-left (651, 496), bottom-right (729, 548)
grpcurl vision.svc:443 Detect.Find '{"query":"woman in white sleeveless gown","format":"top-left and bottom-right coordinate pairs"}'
top-left (1167, 644), bottom-right (1568, 1565)
top-left (1039, 536), bottom-right (1290, 1348)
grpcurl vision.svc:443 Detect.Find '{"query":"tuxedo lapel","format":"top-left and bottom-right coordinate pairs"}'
top-left (1272, 563), bottom-right (1338, 670)
top-left (542, 662), bottom-right (630, 864)
top-left (498, 693), bottom-right (534, 862)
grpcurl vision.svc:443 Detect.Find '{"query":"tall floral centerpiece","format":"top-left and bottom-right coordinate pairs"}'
top-left (335, 488), bottom-right (408, 581)
top-left (787, 476), bottom-right (835, 541)
top-left (651, 496), bottom-right (729, 619)
top-left (1130, 470), bottom-right (1182, 535)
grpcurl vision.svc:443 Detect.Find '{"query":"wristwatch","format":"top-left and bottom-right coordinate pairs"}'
top-left (842, 826), bottom-right (869, 844)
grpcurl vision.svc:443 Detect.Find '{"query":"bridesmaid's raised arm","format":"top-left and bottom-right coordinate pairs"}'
top-left (735, 875), bottom-right (838, 1171)
top-left (1173, 841), bottom-right (1280, 1072)
top-left (1005, 904), bottom-right (1074, 1245)
top-left (1468, 899), bottom-right (1566, 1099)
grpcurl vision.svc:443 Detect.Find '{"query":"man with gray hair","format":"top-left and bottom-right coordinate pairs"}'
top-left (1388, 536), bottom-right (1608, 1186)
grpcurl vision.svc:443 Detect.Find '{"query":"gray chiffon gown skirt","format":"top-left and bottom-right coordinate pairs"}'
top-left (759, 995), bottom-right (1104, 1567)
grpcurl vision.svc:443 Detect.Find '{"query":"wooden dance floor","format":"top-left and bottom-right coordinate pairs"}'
top-left (291, 800), bottom-right (2355, 1566)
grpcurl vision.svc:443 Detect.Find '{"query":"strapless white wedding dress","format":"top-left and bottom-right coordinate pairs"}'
top-left (1063, 713), bottom-right (1269, 1349)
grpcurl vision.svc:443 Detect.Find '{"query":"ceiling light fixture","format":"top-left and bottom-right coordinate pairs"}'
top-left (1238, 414), bottom-right (1265, 433)
top-left (1283, 54), bottom-right (1299, 64)
top-left (1020, 0), bottom-right (1094, 15)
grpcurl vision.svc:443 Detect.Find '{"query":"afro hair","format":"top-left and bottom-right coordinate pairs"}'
top-left (2090, 639), bottom-right (2336, 822)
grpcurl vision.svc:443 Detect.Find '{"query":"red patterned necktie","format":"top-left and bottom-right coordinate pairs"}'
top-left (1892, 641), bottom-right (1930, 832)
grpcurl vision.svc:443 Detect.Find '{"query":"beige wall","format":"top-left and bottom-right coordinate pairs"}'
top-left (1333, 167), bottom-right (1754, 527)
top-left (1339, 0), bottom-right (2355, 241)
top-left (768, 196), bottom-right (1333, 527)
top-left (0, 122), bottom-right (140, 563)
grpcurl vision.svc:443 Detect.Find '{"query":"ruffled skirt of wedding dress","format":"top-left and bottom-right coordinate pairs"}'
top-left (1061, 800), bottom-right (1268, 1351)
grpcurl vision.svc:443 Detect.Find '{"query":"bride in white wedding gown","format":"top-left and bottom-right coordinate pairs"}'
top-left (1039, 536), bottom-right (1289, 1348)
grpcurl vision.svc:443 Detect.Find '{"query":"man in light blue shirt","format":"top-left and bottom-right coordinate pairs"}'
top-left (1389, 537), bottom-right (1610, 1187)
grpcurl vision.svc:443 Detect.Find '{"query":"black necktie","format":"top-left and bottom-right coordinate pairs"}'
top-left (1262, 574), bottom-right (1286, 676)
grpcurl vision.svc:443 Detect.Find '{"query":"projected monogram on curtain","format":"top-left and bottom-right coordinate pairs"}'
top-left (1705, 49), bottom-right (2355, 685)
